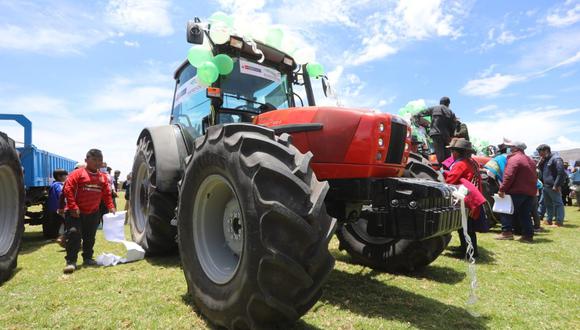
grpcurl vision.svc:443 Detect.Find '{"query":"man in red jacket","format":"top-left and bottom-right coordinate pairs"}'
top-left (496, 141), bottom-right (537, 242)
top-left (62, 149), bottom-right (115, 273)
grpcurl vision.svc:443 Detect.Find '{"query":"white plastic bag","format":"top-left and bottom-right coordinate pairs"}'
top-left (99, 212), bottom-right (145, 266)
top-left (492, 194), bottom-right (514, 215)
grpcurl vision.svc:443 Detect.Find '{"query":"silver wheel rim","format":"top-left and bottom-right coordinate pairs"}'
top-left (349, 217), bottom-right (393, 245)
top-left (193, 174), bottom-right (244, 284)
top-left (134, 161), bottom-right (150, 233)
top-left (0, 165), bottom-right (18, 256)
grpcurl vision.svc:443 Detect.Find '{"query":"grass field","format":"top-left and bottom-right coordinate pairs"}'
top-left (1, 194), bottom-right (579, 329)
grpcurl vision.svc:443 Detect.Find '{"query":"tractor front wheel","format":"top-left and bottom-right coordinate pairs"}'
top-left (178, 124), bottom-right (335, 329)
top-left (337, 215), bottom-right (450, 272)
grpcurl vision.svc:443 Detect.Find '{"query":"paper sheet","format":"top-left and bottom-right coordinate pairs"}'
top-left (99, 212), bottom-right (145, 266)
top-left (492, 194), bottom-right (514, 215)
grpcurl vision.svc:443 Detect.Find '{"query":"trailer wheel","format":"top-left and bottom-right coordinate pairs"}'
top-left (129, 135), bottom-right (177, 254)
top-left (178, 124), bottom-right (335, 329)
top-left (0, 134), bottom-right (24, 284)
top-left (337, 216), bottom-right (450, 272)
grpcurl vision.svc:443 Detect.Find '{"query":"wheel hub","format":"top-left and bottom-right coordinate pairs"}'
top-left (193, 174), bottom-right (244, 284)
top-left (223, 199), bottom-right (243, 255)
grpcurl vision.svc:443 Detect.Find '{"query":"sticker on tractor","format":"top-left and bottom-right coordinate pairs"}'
top-left (174, 76), bottom-right (204, 107)
top-left (240, 59), bottom-right (281, 83)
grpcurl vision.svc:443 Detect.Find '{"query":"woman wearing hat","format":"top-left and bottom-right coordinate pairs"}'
top-left (443, 138), bottom-right (485, 258)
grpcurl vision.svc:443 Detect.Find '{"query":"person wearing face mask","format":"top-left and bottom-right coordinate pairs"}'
top-left (495, 141), bottom-right (537, 242)
top-left (62, 149), bottom-right (115, 274)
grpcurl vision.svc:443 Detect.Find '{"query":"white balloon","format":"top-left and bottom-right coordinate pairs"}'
top-left (210, 21), bottom-right (231, 45)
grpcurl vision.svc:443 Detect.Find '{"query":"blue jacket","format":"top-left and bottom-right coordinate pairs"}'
top-left (539, 153), bottom-right (565, 188)
top-left (571, 169), bottom-right (580, 184)
top-left (47, 181), bottom-right (64, 212)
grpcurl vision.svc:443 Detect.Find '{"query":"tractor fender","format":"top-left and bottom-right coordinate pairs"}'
top-left (137, 125), bottom-right (187, 192)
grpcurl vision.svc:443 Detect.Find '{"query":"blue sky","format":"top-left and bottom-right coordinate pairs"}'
top-left (1, 0), bottom-right (579, 175)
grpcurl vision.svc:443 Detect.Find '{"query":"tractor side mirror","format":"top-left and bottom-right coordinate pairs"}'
top-left (187, 21), bottom-right (204, 44)
top-left (321, 76), bottom-right (334, 98)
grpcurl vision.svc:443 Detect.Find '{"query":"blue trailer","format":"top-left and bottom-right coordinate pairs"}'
top-left (0, 114), bottom-right (76, 237)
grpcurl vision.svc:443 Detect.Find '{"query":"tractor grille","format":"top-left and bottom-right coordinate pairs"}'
top-left (385, 121), bottom-right (407, 164)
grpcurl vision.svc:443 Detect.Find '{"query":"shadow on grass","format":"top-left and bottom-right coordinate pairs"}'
top-left (145, 254), bottom-right (182, 268)
top-left (315, 268), bottom-right (489, 330)
top-left (19, 230), bottom-right (55, 255)
top-left (443, 246), bottom-right (497, 265)
top-left (407, 265), bottom-right (466, 284)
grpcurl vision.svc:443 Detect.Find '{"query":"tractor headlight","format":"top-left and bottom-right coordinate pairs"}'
top-left (378, 137), bottom-right (384, 147)
top-left (379, 122), bottom-right (385, 132)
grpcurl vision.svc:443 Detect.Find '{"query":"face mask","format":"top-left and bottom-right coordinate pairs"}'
top-left (100, 167), bottom-right (108, 173)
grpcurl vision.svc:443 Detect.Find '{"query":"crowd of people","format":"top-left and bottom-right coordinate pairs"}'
top-left (413, 97), bottom-right (579, 258)
top-left (46, 149), bottom-right (132, 274)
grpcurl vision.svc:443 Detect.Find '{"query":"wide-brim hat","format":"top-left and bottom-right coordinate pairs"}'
top-left (447, 138), bottom-right (475, 153)
top-left (504, 140), bottom-right (527, 151)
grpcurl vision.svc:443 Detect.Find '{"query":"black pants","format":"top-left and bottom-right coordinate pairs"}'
top-left (432, 135), bottom-right (451, 166)
top-left (64, 211), bottom-right (101, 264)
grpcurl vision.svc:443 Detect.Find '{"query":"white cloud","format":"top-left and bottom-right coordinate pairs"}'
top-left (474, 104), bottom-right (498, 114)
top-left (546, 2), bottom-right (580, 27)
top-left (123, 40), bottom-right (140, 47)
top-left (517, 29), bottom-right (580, 70)
top-left (463, 49), bottom-right (580, 97)
top-left (394, 0), bottom-right (461, 40)
top-left (0, 95), bottom-right (72, 117)
top-left (105, 0), bottom-right (174, 36)
top-left (461, 74), bottom-right (527, 97)
top-left (468, 107), bottom-right (580, 152)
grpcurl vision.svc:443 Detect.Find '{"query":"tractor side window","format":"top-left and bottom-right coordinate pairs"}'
top-left (172, 65), bottom-right (210, 138)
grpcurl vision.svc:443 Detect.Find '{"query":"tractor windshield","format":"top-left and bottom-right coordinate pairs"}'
top-left (219, 57), bottom-right (292, 112)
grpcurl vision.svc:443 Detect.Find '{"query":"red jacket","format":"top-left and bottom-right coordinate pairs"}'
top-left (499, 151), bottom-right (537, 196)
top-left (63, 168), bottom-right (114, 214)
top-left (444, 157), bottom-right (484, 218)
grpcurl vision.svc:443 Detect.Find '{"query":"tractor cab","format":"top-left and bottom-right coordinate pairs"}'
top-left (170, 34), bottom-right (301, 140)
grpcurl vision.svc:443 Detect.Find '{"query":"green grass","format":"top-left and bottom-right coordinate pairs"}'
top-left (1, 195), bottom-right (579, 329)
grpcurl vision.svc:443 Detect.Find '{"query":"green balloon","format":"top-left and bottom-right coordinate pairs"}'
top-left (266, 28), bottom-right (284, 49)
top-left (306, 62), bottom-right (325, 78)
top-left (209, 11), bottom-right (234, 28)
top-left (188, 45), bottom-right (213, 68)
top-left (213, 54), bottom-right (234, 75)
top-left (197, 61), bottom-right (219, 86)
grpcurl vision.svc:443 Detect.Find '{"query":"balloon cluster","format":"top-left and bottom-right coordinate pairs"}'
top-left (189, 11), bottom-right (325, 81)
top-left (187, 47), bottom-right (234, 86)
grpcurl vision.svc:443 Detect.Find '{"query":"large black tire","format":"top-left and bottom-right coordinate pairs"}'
top-left (337, 216), bottom-right (451, 272)
top-left (336, 153), bottom-right (451, 273)
top-left (178, 124), bottom-right (336, 329)
top-left (0, 134), bottom-right (25, 284)
top-left (129, 135), bottom-right (178, 254)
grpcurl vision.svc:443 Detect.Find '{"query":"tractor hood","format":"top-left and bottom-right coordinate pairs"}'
top-left (254, 106), bottom-right (411, 180)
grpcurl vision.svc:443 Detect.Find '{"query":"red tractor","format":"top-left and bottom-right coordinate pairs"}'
top-left (129, 19), bottom-right (462, 329)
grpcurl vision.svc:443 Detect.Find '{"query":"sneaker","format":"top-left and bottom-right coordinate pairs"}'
top-left (551, 222), bottom-right (563, 227)
top-left (534, 227), bottom-right (545, 233)
top-left (542, 220), bottom-right (552, 226)
top-left (518, 236), bottom-right (534, 243)
top-left (83, 259), bottom-right (98, 267)
top-left (63, 263), bottom-right (77, 274)
top-left (494, 231), bottom-right (514, 240)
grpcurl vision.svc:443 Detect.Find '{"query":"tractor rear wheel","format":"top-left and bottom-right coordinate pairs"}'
top-left (178, 124), bottom-right (335, 329)
top-left (0, 134), bottom-right (24, 284)
top-left (129, 135), bottom-right (177, 254)
top-left (336, 154), bottom-right (451, 273)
